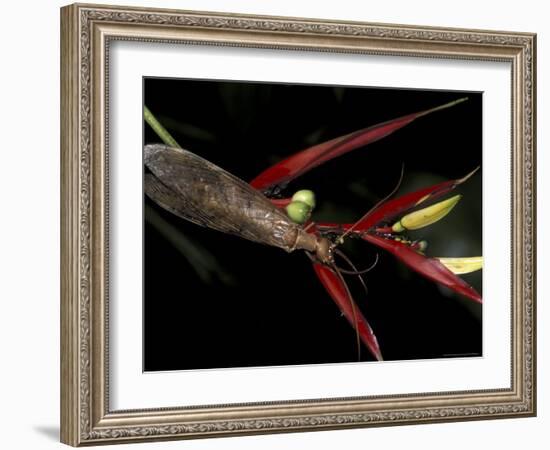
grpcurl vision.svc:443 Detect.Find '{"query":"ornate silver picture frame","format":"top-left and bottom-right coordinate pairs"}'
top-left (60, 3), bottom-right (536, 446)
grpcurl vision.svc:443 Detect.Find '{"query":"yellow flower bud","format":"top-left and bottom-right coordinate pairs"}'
top-left (394, 195), bottom-right (462, 231)
top-left (437, 256), bottom-right (483, 274)
top-left (392, 221), bottom-right (405, 233)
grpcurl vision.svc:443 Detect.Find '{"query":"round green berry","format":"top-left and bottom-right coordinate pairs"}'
top-left (286, 201), bottom-right (311, 224)
top-left (417, 240), bottom-right (428, 252)
top-left (291, 189), bottom-right (316, 209)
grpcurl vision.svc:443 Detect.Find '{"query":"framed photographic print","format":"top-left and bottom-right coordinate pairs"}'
top-left (60, 3), bottom-right (536, 446)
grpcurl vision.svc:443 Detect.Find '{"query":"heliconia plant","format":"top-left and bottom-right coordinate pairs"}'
top-left (245, 98), bottom-right (482, 362)
top-left (145, 96), bottom-right (482, 362)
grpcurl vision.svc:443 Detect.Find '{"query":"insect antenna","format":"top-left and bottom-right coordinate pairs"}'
top-left (334, 249), bottom-right (378, 310)
top-left (333, 249), bottom-right (379, 276)
top-left (335, 163), bottom-right (405, 245)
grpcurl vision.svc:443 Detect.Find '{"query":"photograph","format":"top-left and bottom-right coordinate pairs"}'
top-left (143, 79), bottom-right (483, 371)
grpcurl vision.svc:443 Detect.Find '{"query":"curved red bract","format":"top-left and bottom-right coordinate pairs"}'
top-left (313, 263), bottom-right (383, 361)
top-left (362, 235), bottom-right (481, 303)
top-left (250, 115), bottom-right (418, 191)
top-left (250, 99), bottom-right (468, 192)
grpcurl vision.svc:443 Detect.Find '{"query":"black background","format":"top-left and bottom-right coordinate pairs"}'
top-left (143, 78), bottom-right (482, 371)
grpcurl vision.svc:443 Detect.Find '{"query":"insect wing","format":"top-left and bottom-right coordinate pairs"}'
top-left (144, 144), bottom-right (298, 251)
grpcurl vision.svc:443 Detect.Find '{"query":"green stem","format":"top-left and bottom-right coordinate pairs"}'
top-left (144, 105), bottom-right (181, 148)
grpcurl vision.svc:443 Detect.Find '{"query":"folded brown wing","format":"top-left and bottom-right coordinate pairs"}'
top-left (144, 144), bottom-right (299, 252)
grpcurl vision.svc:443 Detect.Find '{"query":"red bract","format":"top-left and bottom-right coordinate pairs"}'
top-left (313, 263), bottom-right (383, 361)
top-left (250, 98), bottom-right (468, 191)
top-left (361, 235), bottom-right (481, 303)
top-left (353, 169), bottom-right (478, 231)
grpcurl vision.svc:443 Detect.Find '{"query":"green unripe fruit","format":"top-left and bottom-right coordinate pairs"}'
top-left (417, 240), bottom-right (428, 252)
top-left (291, 189), bottom-right (316, 209)
top-left (286, 201), bottom-right (311, 224)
